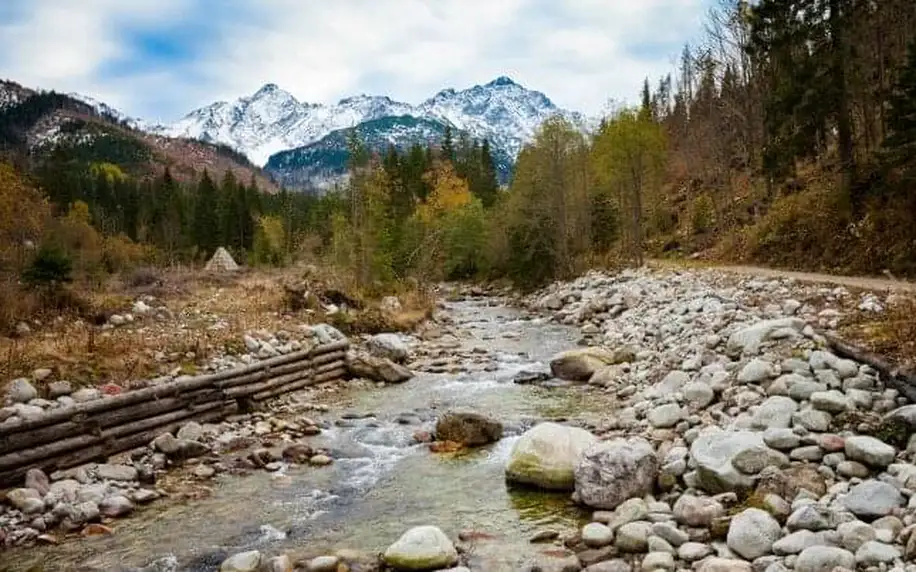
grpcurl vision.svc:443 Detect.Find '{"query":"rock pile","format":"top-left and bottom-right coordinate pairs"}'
top-left (506, 267), bottom-right (916, 571)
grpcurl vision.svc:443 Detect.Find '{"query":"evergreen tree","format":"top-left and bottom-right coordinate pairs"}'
top-left (476, 139), bottom-right (500, 207)
top-left (193, 170), bottom-right (219, 257)
top-left (442, 124), bottom-right (455, 163)
top-left (882, 41), bottom-right (916, 174)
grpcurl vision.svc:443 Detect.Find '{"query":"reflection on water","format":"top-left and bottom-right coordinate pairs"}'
top-left (8, 299), bottom-right (608, 572)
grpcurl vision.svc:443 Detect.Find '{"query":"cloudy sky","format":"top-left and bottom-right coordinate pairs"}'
top-left (0, 0), bottom-right (712, 123)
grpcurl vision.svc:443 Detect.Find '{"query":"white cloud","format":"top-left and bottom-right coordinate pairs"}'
top-left (0, 0), bottom-right (711, 120)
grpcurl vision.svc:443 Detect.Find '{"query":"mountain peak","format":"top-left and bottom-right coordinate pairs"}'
top-left (255, 83), bottom-right (282, 96)
top-left (486, 76), bottom-right (517, 88)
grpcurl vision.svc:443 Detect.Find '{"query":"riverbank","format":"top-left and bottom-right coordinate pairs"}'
top-left (3, 265), bottom-right (916, 571)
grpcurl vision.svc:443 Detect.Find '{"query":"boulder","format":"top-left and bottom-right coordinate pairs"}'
top-left (751, 396), bottom-right (798, 430)
top-left (382, 526), bottom-right (458, 570)
top-left (689, 430), bottom-right (766, 493)
top-left (550, 347), bottom-right (633, 382)
top-left (506, 422), bottom-right (597, 490)
top-left (24, 468), bottom-right (50, 496)
top-left (220, 550), bottom-right (264, 572)
top-left (367, 333), bottom-right (410, 363)
top-left (6, 378), bottom-right (37, 403)
top-left (434, 411), bottom-right (503, 446)
top-left (842, 480), bottom-right (905, 519)
top-left (151, 433), bottom-right (210, 460)
top-left (726, 508), bottom-right (781, 559)
top-left (844, 435), bottom-right (896, 468)
top-left (347, 352), bottom-right (413, 384)
top-left (794, 546), bottom-right (855, 572)
top-left (574, 437), bottom-right (658, 509)
top-left (726, 318), bottom-right (804, 356)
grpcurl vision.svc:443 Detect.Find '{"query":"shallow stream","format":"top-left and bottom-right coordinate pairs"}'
top-left (12, 298), bottom-right (614, 571)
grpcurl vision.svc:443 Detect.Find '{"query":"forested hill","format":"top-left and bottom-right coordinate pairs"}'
top-left (0, 79), bottom-right (278, 193)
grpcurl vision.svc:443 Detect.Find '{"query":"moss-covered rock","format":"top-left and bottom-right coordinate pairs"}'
top-left (505, 422), bottom-right (597, 491)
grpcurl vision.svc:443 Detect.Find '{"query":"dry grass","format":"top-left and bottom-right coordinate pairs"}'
top-left (0, 264), bottom-right (436, 390)
top-left (840, 294), bottom-right (916, 373)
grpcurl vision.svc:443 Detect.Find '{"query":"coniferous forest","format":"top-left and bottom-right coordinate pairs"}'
top-left (2, 0), bottom-right (916, 331)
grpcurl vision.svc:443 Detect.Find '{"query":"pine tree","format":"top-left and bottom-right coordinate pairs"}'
top-left (193, 170), bottom-right (219, 257)
top-left (476, 139), bottom-right (500, 207)
top-left (882, 41), bottom-right (916, 174)
top-left (442, 124), bottom-right (455, 163)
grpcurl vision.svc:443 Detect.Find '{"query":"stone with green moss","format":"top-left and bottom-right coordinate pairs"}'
top-left (382, 526), bottom-right (458, 571)
top-left (505, 422), bottom-right (597, 490)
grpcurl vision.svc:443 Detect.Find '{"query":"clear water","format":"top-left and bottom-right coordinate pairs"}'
top-left (9, 299), bottom-right (613, 571)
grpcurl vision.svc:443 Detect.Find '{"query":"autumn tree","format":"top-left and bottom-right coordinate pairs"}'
top-left (501, 117), bottom-right (591, 285)
top-left (591, 107), bottom-right (667, 266)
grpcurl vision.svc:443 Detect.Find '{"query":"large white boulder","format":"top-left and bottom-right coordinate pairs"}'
top-left (382, 526), bottom-right (458, 571)
top-left (506, 422), bottom-right (597, 490)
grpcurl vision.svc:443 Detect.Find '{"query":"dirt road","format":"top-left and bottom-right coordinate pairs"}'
top-left (649, 259), bottom-right (916, 293)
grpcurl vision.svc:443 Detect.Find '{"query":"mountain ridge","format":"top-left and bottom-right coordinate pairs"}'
top-left (153, 76), bottom-right (586, 169)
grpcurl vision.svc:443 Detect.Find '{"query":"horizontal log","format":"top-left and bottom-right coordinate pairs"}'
top-left (0, 392), bottom-right (225, 456)
top-left (309, 340), bottom-right (349, 357)
top-left (314, 359), bottom-right (346, 375)
top-left (824, 332), bottom-right (916, 403)
top-left (252, 367), bottom-right (347, 401)
top-left (214, 359), bottom-right (305, 389)
top-left (0, 342), bottom-right (346, 437)
top-left (0, 403), bottom-right (237, 487)
top-left (225, 368), bottom-right (312, 399)
top-left (311, 351), bottom-right (347, 367)
top-left (0, 401), bottom-right (227, 472)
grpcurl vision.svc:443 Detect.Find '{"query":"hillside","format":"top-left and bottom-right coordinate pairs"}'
top-left (265, 115), bottom-right (514, 190)
top-left (0, 79), bottom-right (279, 193)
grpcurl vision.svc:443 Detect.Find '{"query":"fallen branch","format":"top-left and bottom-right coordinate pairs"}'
top-left (823, 332), bottom-right (916, 404)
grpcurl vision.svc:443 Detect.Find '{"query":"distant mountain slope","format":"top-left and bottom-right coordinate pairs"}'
top-left (265, 115), bottom-right (514, 190)
top-left (0, 79), bottom-right (278, 192)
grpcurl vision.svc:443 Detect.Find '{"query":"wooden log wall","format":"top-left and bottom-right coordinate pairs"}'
top-left (0, 340), bottom-right (349, 487)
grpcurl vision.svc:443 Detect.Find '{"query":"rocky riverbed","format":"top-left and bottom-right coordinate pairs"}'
top-left (3, 266), bottom-right (916, 572)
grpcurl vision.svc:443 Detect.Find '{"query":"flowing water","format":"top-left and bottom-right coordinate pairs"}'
top-left (11, 298), bottom-right (615, 571)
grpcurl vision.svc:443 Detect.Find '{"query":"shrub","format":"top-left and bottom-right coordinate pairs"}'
top-left (690, 194), bottom-right (716, 234)
top-left (22, 245), bottom-right (73, 288)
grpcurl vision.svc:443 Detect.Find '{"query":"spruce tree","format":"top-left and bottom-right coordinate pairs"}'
top-left (477, 139), bottom-right (500, 207)
top-left (882, 41), bottom-right (916, 174)
top-left (193, 170), bottom-right (219, 257)
top-left (442, 125), bottom-right (455, 163)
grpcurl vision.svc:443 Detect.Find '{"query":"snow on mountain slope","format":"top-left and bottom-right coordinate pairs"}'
top-left (0, 80), bottom-right (36, 111)
top-left (418, 76), bottom-right (585, 158)
top-left (155, 76), bottom-right (585, 167)
top-left (155, 84), bottom-right (414, 166)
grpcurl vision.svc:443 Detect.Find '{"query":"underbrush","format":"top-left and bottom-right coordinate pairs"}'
top-left (840, 295), bottom-right (916, 372)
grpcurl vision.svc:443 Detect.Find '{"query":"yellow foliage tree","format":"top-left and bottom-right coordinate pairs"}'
top-left (417, 162), bottom-right (474, 223)
top-left (253, 215), bottom-right (286, 266)
top-left (89, 162), bottom-right (127, 184)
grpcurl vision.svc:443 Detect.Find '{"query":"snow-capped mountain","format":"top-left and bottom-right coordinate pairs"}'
top-left (155, 76), bottom-right (584, 167)
top-left (155, 84), bottom-right (415, 166)
top-left (266, 115), bottom-right (515, 191)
